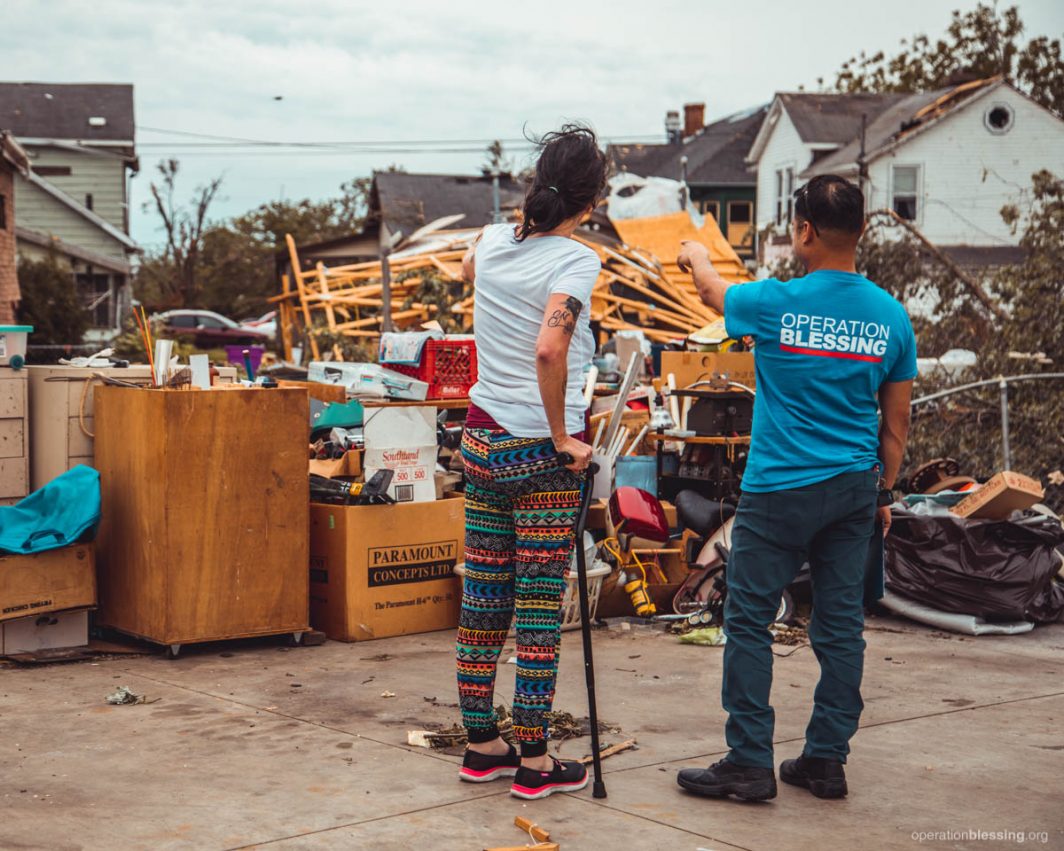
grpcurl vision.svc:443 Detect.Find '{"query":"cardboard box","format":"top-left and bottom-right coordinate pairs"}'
top-left (2, 607), bottom-right (89, 655)
top-left (309, 451), bottom-right (363, 480)
top-left (364, 406), bottom-right (437, 502)
top-left (309, 496), bottom-right (465, 641)
top-left (0, 545), bottom-right (96, 623)
top-left (659, 351), bottom-right (756, 390)
top-left (950, 471), bottom-right (1044, 520)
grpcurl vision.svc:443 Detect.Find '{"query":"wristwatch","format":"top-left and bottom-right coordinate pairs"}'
top-left (877, 488), bottom-right (896, 507)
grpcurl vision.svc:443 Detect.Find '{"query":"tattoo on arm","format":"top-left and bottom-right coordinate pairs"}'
top-left (547, 296), bottom-right (583, 337)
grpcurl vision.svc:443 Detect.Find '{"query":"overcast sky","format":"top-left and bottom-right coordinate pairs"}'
top-left (3, 0), bottom-right (1062, 247)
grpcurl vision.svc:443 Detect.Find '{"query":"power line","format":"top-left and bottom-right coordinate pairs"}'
top-left (135, 124), bottom-right (664, 151)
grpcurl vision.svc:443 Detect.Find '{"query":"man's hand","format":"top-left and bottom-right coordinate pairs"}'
top-left (553, 434), bottom-right (593, 472)
top-left (878, 506), bottom-right (892, 536)
top-left (677, 240), bottom-right (711, 274)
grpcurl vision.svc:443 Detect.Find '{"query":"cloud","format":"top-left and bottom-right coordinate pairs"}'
top-left (3, 0), bottom-right (1061, 244)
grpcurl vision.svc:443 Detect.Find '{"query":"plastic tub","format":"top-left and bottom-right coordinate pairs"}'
top-left (0, 325), bottom-right (33, 368)
top-left (615, 455), bottom-right (657, 495)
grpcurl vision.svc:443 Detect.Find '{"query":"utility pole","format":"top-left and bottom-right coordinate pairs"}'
top-left (857, 113), bottom-right (868, 201)
top-left (491, 168), bottom-right (502, 224)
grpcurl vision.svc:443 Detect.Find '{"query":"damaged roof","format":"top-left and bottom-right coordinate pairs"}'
top-left (802, 77), bottom-right (1004, 177)
top-left (373, 172), bottom-right (526, 236)
top-left (610, 106), bottom-right (767, 186)
top-left (0, 82), bottom-right (135, 142)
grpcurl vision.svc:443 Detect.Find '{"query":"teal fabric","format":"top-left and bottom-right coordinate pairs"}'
top-left (0, 465), bottom-right (101, 554)
top-left (724, 271), bottom-right (917, 492)
top-left (721, 470), bottom-right (878, 768)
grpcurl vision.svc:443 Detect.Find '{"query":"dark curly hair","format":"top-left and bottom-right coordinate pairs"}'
top-left (515, 123), bottom-right (609, 242)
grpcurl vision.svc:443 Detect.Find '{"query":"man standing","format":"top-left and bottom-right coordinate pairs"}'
top-left (674, 175), bottom-right (916, 802)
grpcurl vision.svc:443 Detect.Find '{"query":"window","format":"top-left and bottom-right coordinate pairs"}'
top-left (75, 272), bottom-right (112, 328)
top-left (984, 103), bottom-right (1014, 135)
top-left (775, 167), bottom-right (794, 225)
top-left (0, 194), bottom-right (6, 230)
top-left (168, 315), bottom-right (197, 329)
top-left (728, 201), bottom-right (752, 223)
top-left (727, 201), bottom-right (754, 250)
top-left (34, 165), bottom-right (72, 177)
top-left (700, 200), bottom-right (719, 221)
top-left (84, 193), bottom-right (94, 211)
top-left (195, 315), bottom-right (227, 329)
top-left (892, 165), bottom-right (920, 221)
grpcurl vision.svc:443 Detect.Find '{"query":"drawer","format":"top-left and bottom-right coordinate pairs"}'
top-left (68, 416), bottom-right (95, 458)
top-left (0, 457), bottom-right (28, 497)
top-left (0, 419), bottom-right (25, 458)
top-left (0, 378), bottom-right (26, 418)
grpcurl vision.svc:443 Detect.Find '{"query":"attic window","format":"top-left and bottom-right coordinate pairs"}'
top-left (984, 104), bottom-right (1013, 135)
top-left (88, 116), bottom-right (107, 127)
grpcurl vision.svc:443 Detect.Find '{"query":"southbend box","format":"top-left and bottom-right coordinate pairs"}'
top-left (309, 495), bottom-right (464, 641)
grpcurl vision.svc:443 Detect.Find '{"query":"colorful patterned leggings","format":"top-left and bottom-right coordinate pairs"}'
top-left (456, 427), bottom-right (583, 757)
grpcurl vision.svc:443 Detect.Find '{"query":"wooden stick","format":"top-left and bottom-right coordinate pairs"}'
top-left (579, 738), bottom-right (637, 765)
top-left (626, 424), bottom-right (650, 455)
top-left (514, 818), bottom-right (550, 843)
top-left (591, 417), bottom-right (606, 452)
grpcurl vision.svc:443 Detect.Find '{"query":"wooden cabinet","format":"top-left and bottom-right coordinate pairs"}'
top-left (94, 386), bottom-right (310, 651)
top-left (27, 365), bottom-right (238, 491)
top-left (0, 367), bottom-right (29, 504)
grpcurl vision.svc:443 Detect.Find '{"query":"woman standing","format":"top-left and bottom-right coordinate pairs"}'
top-left (455, 125), bottom-right (608, 800)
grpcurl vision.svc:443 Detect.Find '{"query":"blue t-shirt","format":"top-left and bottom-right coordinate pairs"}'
top-left (724, 270), bottom-right (917, 493)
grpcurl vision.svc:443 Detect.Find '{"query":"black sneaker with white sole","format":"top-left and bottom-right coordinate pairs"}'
top-left (780, 754), bottom-right (848, 799)
top-left (677, 757), bottom-right (777, 801)
top-left (458, 744), bottom-right (520, 783)
top-left (510, 757), bottom-right (589, 800)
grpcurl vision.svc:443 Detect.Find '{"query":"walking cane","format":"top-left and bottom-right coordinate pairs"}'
top-left (558, 454), bottom-right (607, 798)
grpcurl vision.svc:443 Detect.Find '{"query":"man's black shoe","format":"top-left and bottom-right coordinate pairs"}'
top-left (677, 757), bottom-right (777, 801)
top-left (780, 754), bottom-right (848, 799)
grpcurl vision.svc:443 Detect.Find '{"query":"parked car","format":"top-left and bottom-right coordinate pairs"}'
top-left (154, 310), bottom-right (270, 348)
top-left (239, 310), bottom-right (277, 339)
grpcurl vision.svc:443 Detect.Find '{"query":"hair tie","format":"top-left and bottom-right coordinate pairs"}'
top-left (548, 186), bottom-right (559, 194)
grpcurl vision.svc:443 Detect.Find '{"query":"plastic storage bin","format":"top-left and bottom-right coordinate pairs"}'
top-left (0, 326), bottom-right (33, 369)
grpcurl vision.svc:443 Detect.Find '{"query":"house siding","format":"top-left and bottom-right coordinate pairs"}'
top-left (754, 108), bottom-right (813, 233)
top-left (14, 174), bottom-right (129, 261)
top-left (865, 87), bottom-right (1064, 245)
top-left (26, 146), bottom-right (128, 233)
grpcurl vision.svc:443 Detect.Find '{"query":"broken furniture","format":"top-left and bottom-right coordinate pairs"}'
top-left (93, 385), bottom-right (310, 657)
top-left (0, 365), bottom-right (28, 505)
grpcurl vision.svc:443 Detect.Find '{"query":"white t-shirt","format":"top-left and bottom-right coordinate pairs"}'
top-left (468, 223), bottom-right (601, 438)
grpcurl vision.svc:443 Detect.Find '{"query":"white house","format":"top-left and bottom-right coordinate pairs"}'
top-left (746, 78), bottom-right (1064, 268)
top-left (0, 83), bottom-right (139, 340)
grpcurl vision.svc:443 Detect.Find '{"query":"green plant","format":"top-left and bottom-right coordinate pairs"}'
top-left (16, 253), bottom-right (89, 345)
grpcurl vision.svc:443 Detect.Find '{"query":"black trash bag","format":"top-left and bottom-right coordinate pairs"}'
top-left (885, 510), bottom-right (1064, 623)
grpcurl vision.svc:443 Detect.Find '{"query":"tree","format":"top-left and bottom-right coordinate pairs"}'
top-left (832, 4), bottom-right (1064, 116)
top-left (138, 159), bottom-right (222, 309)
top-left (481, 140), bottom-right (513, 176)
top-left (136, 162), bottom-right (378, 319)
top-left (16, 252), bottom-right (89, 345)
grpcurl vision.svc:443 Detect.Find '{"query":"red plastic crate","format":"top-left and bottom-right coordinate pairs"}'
top-left (389, 339), bottom-right (478, 399)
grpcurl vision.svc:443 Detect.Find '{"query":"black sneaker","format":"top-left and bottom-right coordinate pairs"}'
top-left (510, 757), bottom-right (589, 800)
top-left (780, 754), bottom-right (848, 799)
top-left (677, 757), bottom-right (777, 801)
top-left (458, 744), bottom-right (520, 783)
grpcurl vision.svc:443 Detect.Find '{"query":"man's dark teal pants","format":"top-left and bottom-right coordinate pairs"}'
top-left (721, 469), bottom-right (878, 769)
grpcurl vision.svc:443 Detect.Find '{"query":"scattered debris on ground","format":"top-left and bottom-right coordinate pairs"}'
top-left (105, 686), bottom-right (158, 705)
